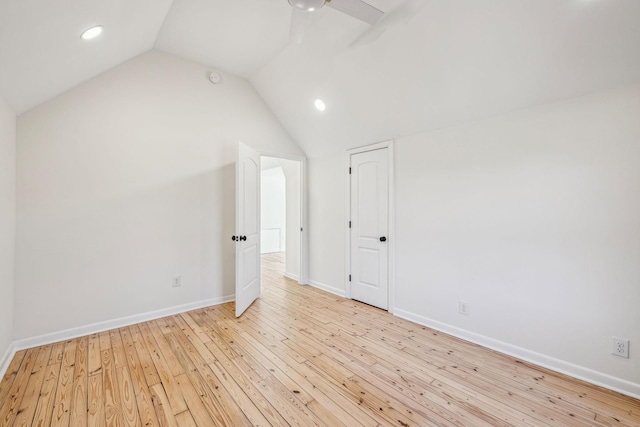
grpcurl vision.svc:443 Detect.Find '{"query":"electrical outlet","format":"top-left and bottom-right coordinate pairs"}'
top-left (172, 275), bottom-right (182, 288)
top-left (459, 301), bottom-right (469, 316)
top-left (612, 337), bottom-right (629, 358)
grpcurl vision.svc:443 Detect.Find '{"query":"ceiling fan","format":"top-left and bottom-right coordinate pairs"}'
top-left (287, 0), bottom-right (384, 43)
top-left (287, 0), bottom-right (426, 46)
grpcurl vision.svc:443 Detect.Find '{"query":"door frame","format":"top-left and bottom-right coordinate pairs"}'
top-left (258, 150), bottom-right (309, 285)
top-left (344, 140), bottom-right (395, 313)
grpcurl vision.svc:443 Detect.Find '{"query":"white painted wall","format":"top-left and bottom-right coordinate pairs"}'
top-left (261, 167), bottom-right (286, 254)
top-left (308, 86), bottom-right (640, 394)
top-left (308, 154), bottom-right (345, 294)
top-left (0, 96), bottom-right (16, 361)
top-left (15, 50), bottom-right (303, 339)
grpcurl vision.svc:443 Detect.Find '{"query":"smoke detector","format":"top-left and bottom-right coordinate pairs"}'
top-left (209, 71), bottom-right (222, 84)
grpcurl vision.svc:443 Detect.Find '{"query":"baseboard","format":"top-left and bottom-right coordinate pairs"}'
top-left (308, 280), bottom-right (346, 298)
top-left (394, 308), bottom-right (640, 400)
top-left (284, 272), bottom-right (299, 282)
top-left (0, 341), bottom-right (17, 381)
top-left (13, 295), bottom-right (235, 353)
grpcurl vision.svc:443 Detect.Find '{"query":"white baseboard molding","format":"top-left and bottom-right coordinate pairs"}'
top-left (12, 295), bottom-right (235, 354)
top-left (0, 341), bottom-right (17, 381)
top-left (308, 280), bottom-right (346, 298)
top-left (394, 308), bottom-right (640, 400)
top-left (284, 272), bottom-right (300, 282)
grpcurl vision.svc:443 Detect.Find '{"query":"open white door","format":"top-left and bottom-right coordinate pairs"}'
top-left (235, 142), bottom-right (261, 317)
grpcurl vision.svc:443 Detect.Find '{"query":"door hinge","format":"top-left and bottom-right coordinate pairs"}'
top-left (349, 167), bottom-right (351, 174)
top-left (349, 221), bottom-right (351, 228)
top-left (349, 274), bottom-right (351, 282)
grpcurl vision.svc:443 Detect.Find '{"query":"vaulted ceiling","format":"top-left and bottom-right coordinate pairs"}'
top-left (1, 0), bottom-right (639, 156)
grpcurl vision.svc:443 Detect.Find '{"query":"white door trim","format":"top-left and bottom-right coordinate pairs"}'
top-left (344, 140), bottom-right (395, 313)
top-left (258, 151), bottom-right (309, 285)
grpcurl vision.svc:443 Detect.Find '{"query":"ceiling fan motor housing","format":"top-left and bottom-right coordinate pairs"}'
top-left (288, 0), bottom-right (327, 12)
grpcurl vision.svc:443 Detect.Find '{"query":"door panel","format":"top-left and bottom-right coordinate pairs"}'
top-left (236, 142), bottom-right (261, 317)
top-left (350, 148), bottom-right (389, 309)
top-left (357, 162), bottom-right (381, 236)
top-left (358, 248), bottom-right (380, 287)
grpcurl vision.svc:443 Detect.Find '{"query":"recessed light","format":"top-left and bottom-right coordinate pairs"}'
top-left (80, 25), bottom-right (103, 40)
top-left (314, 99), bottom-right (326, 111)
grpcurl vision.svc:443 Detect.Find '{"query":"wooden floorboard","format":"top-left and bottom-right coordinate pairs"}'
top-left (1, 252), bottom-right (639, 426)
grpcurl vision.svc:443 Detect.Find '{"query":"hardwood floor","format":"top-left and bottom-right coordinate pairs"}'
top-left (1, 253), bottom-right (639, 426)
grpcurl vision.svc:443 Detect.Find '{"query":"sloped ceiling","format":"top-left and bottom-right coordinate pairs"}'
top-left (252, 0), bottom-right (640, 157)
top-left (0, 0), bottom-right (173, 114)
top-left (0, 0), bottom-right (293, 114)
top-left (1, 0), bottom-right (639, 156)
top-left (155, 0), bottom-right (292, 78)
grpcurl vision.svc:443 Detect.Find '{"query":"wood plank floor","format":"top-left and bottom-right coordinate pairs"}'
top-left (1, 253), bottom-right (639, 426)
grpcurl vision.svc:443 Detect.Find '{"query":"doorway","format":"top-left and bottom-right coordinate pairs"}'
top-left (260, 156), bottom-right (304, 286)
top-left (234, 144), bottom-right (307, 318)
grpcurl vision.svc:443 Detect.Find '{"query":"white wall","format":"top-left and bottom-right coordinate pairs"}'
top-left (0, 96), bottom-right (16, 362)
top-left (308, 86), bottom-right (640, 394)
top-left (308, 153), bottom-right (345, 294)
top-left (261, 166), bottom-right (286, 253)
top-left (15, 50), bottom-right (303, 339)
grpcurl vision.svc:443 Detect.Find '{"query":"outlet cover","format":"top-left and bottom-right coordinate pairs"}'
top-left (172, 275), bottom-right (182, 288)
top-left (612, 337), bottom-right (629, 358)
top-left (459, 301), bottom-right (469, 316)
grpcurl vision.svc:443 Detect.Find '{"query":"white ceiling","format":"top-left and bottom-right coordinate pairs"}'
top-left (0, 0), bottom-right (173, 114)
top-left (154, 0), bottom-right (292, 78)
top-left (252, 0), bottom-right (640, 157)
top-left (1, 0), bottom-right (639, 156)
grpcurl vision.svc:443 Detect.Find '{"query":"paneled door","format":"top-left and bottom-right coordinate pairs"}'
top-left (350, 147), bottom-right (389, 309)
top-left (235, 142), bottom-right (261, 317)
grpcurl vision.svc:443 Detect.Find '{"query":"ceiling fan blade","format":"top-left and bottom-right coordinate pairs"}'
top-left (350, 0), bottom-right (425, 47)
top-left (327, 0), bottom-right (383, 25)
top-left (290, 8), bottom-right (311, 44)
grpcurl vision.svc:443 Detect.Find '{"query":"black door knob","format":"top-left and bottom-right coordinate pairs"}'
top-left (380, 236), bottom-right (387, 242)
top-left (232, 235), bottom-right (237, 241)
top-left (240, 235), bottom-right (247, 241)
